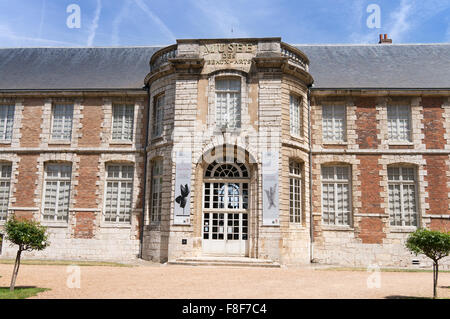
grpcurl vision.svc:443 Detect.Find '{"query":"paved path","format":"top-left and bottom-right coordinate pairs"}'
top-left (0, 263), bottom-right (449, 299)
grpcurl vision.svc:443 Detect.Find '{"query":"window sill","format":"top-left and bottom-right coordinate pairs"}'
top-left (323, 141), bottom-right (347, 145)
top-left (321, 225), bottom-right (354, 231)
top-left (100, 223), bottom-right (131, 229)
top-left (290, 135), bottom-right (305, 142)
top-left (389, 226), bottom-right (417, 233)
top-left (110, 140), bottom-right (133, 145)
top-left (48, 140), bottom-right (71, 145)
top-left (388, 142), bottom-right (413, 146)
top-left (0, 140), bottom-right (12, 145)
top-left (41, 222), bottom-right (69, 228)
top-left (151, 136), bottom-right (163, 143)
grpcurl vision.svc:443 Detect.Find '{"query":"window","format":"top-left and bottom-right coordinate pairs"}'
top-left (215, 78), bottom-right (241, 129)
top-left (321, 165), bottom-right (351, 226)
top-left (0, 163), bottom-right (12, 222)
top-left (290, 95), bottom-right (301, 136)
top-left (0, 105), bottom-right (14, 141)
top-left (104, 164), bottom-right (133, 223)
top-left (51, 104), bottom-right (73, 140)
top-left (289, 161), bottom-right (302, 224)
top-left (150, 160), bottom-right (163, 223)
top-left (43, 164), bottom-right (72, 222)
top-left (152, 95), bottom-right (164, 138)
top-left (388, 166), bottom-right (418, 227)
top-left (322, 105), bottom-right (346, 142)
top-left (112, 104), bottom-right (134, 141)
top-left (388, 105), bottom-right (411, 142)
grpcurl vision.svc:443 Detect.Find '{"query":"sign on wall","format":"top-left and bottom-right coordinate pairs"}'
top-left (173, 150), bottom-right (191, 225)
top-left (262, 150), bottom-right (279, 226)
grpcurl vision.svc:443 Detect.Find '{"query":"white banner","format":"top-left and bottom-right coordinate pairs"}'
top-left (173, 150), bottom-right (191, 225)
top-left (262, 150), bottom-right (279, 225)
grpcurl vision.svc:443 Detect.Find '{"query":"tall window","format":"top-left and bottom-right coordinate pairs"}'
top-left (43, 164), bottom-right (72, 222)
top-left (0, 105), bottom-right (14, 141)
top-left (150, 159), bottom-right (163, 223)
top-left (290, 95), bottom-right (301, 136)
top-left (388, 166), bottom-right (418, 227)
top-left (51, 104), bottom-right (73, 140)
top-left (388, 105), bottom-right (411, 142)
top-left (112, 104), bottom-right (134, 141)
top-left (152, 95), bottom-right (164, 138)
top-left (104, 164), bottom-right (133, 223)
top-left (215, 78), bottom-right (241, 129)
top-left (322, 105), bottom-right (346, 142)
top-left (289, 160), bottom-right (302, 224)
top-left (322, 165), bottom-right (351, 226)
top-left (0, 163), bottom-right (12, 222)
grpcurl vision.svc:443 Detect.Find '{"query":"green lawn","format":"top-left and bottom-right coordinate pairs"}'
top-left (0, 259), bottom-right (132, 267)
top-left (0, 287), bottom-right (50, 299)
top-left (319, 266), bottom-right (450, 273)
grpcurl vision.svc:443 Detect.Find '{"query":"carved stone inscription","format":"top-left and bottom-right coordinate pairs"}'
top-left (202, 43), bottom-right (255, 66)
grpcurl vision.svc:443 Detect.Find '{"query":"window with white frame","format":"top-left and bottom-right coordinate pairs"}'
top-left (51, 104), bottom-right (73, 140)
top-left (387, 105), bottom-right (411, 142)
top-left (104, 164), bottom-right (133, 223)
top-left (322, 105), bottom-right (346, 142)
top-left (289, 160), bottom-right (302, 224)
top-left (215, 78), bottom-right (241, 129)
top-left (0, 163), bottom-right (12, 222)
top-left (290, 95), bottom-right (301, 136)
top-left (0, 105), bottom-right (14, 141)
top-left (152, 95), bottom-right (164, 138)
top-left (43, 163), bottom-right (72, 222)
top-left (150, 159), bottom-right (163, 223)
top-left (388, 166), bottom-right (418, 227)
top-left (112, 104), bottom-right (134, 141)
top-left (321, 165), bottom-right (351, 226)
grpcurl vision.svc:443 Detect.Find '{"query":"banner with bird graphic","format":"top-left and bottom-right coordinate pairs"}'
top-left (262, 150), bottom-right (279, 225)
top-left (174, 150), bottom-right (191, 225)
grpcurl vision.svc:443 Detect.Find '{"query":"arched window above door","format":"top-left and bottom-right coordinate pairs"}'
top-left (204, 161), bottom-right (248, 178)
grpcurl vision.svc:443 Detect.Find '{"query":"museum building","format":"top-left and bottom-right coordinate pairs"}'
top-left (0, 36), bottom-right (449, 268)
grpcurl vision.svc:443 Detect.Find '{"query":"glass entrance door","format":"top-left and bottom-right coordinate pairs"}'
top-left (202, 181), bottom-right (249, 256)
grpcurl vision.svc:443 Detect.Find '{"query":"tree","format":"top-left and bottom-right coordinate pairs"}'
top-left (406, 228), bottom-right (450, 299)
top-left (4, 217), bottom-right (49, 291)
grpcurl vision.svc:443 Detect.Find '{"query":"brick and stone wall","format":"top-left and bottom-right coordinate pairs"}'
top-left (0, 93), bottom-right (147, 262)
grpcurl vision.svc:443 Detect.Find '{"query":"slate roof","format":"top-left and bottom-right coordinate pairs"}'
top-left (0, 43), bottom-right (449, 91)
top-left (295, 44), bottom-right (450, 89)
top-left (0, 46), bottom-right (160, 90)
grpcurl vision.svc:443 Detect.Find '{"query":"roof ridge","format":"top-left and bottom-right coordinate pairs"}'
top-left (0, 45), bottom-right (164, 49)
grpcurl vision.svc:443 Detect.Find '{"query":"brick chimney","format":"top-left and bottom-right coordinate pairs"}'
top-left (378, 34), bottom-right (392, 44)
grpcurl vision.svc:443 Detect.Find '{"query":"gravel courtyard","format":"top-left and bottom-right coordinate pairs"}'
top-left (0, 262), bottom-right (449, 299)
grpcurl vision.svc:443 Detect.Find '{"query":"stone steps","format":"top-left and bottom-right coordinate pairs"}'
top-left (167, 256), bottom-right (281, 268)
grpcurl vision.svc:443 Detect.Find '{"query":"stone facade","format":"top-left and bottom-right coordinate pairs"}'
top-left (0, 37), bottom-right (449, 269)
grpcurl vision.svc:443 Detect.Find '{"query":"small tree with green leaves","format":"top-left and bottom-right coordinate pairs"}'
top-left (5, 217), bottom-right (49, 291)
top-left (406, 228), bottom-right (450, 299)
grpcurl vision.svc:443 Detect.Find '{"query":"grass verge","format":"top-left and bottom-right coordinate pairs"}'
top-left (0, 287), bottom-right (50, 299)
top-left (318, 266), bottom-right (450, 273)
top-left (0, 259), bottom-right (132, 267)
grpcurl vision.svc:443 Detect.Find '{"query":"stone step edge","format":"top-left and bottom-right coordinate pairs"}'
top-left (167, 261), bottom-right (281, 268)
top-left (175, 258), bottom-right (275, 264)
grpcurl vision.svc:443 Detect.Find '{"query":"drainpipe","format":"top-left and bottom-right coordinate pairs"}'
top-left (307, 84), bottom-right (314, 263)
top-left (139, 83), bottom-right (151, 259)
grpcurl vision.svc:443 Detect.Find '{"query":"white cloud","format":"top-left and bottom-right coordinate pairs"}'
top-left (112, 0), bottom-right (132, 46)
top-left (38, 0), bottom-right (46, 38)
top-left (387, 0), bottom-right (413, 42)
top-left (0, 23), bottom-right (77, 46)
top-left (133, 0), bottom-right (176, 42)
top-left (87, 0), bottom-right (102, 46)
top-left (189, 0), bottom-right (249, 38)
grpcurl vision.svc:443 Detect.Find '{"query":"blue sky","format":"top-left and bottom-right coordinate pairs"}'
top-left (0, 0), bottom-right (449, 47)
